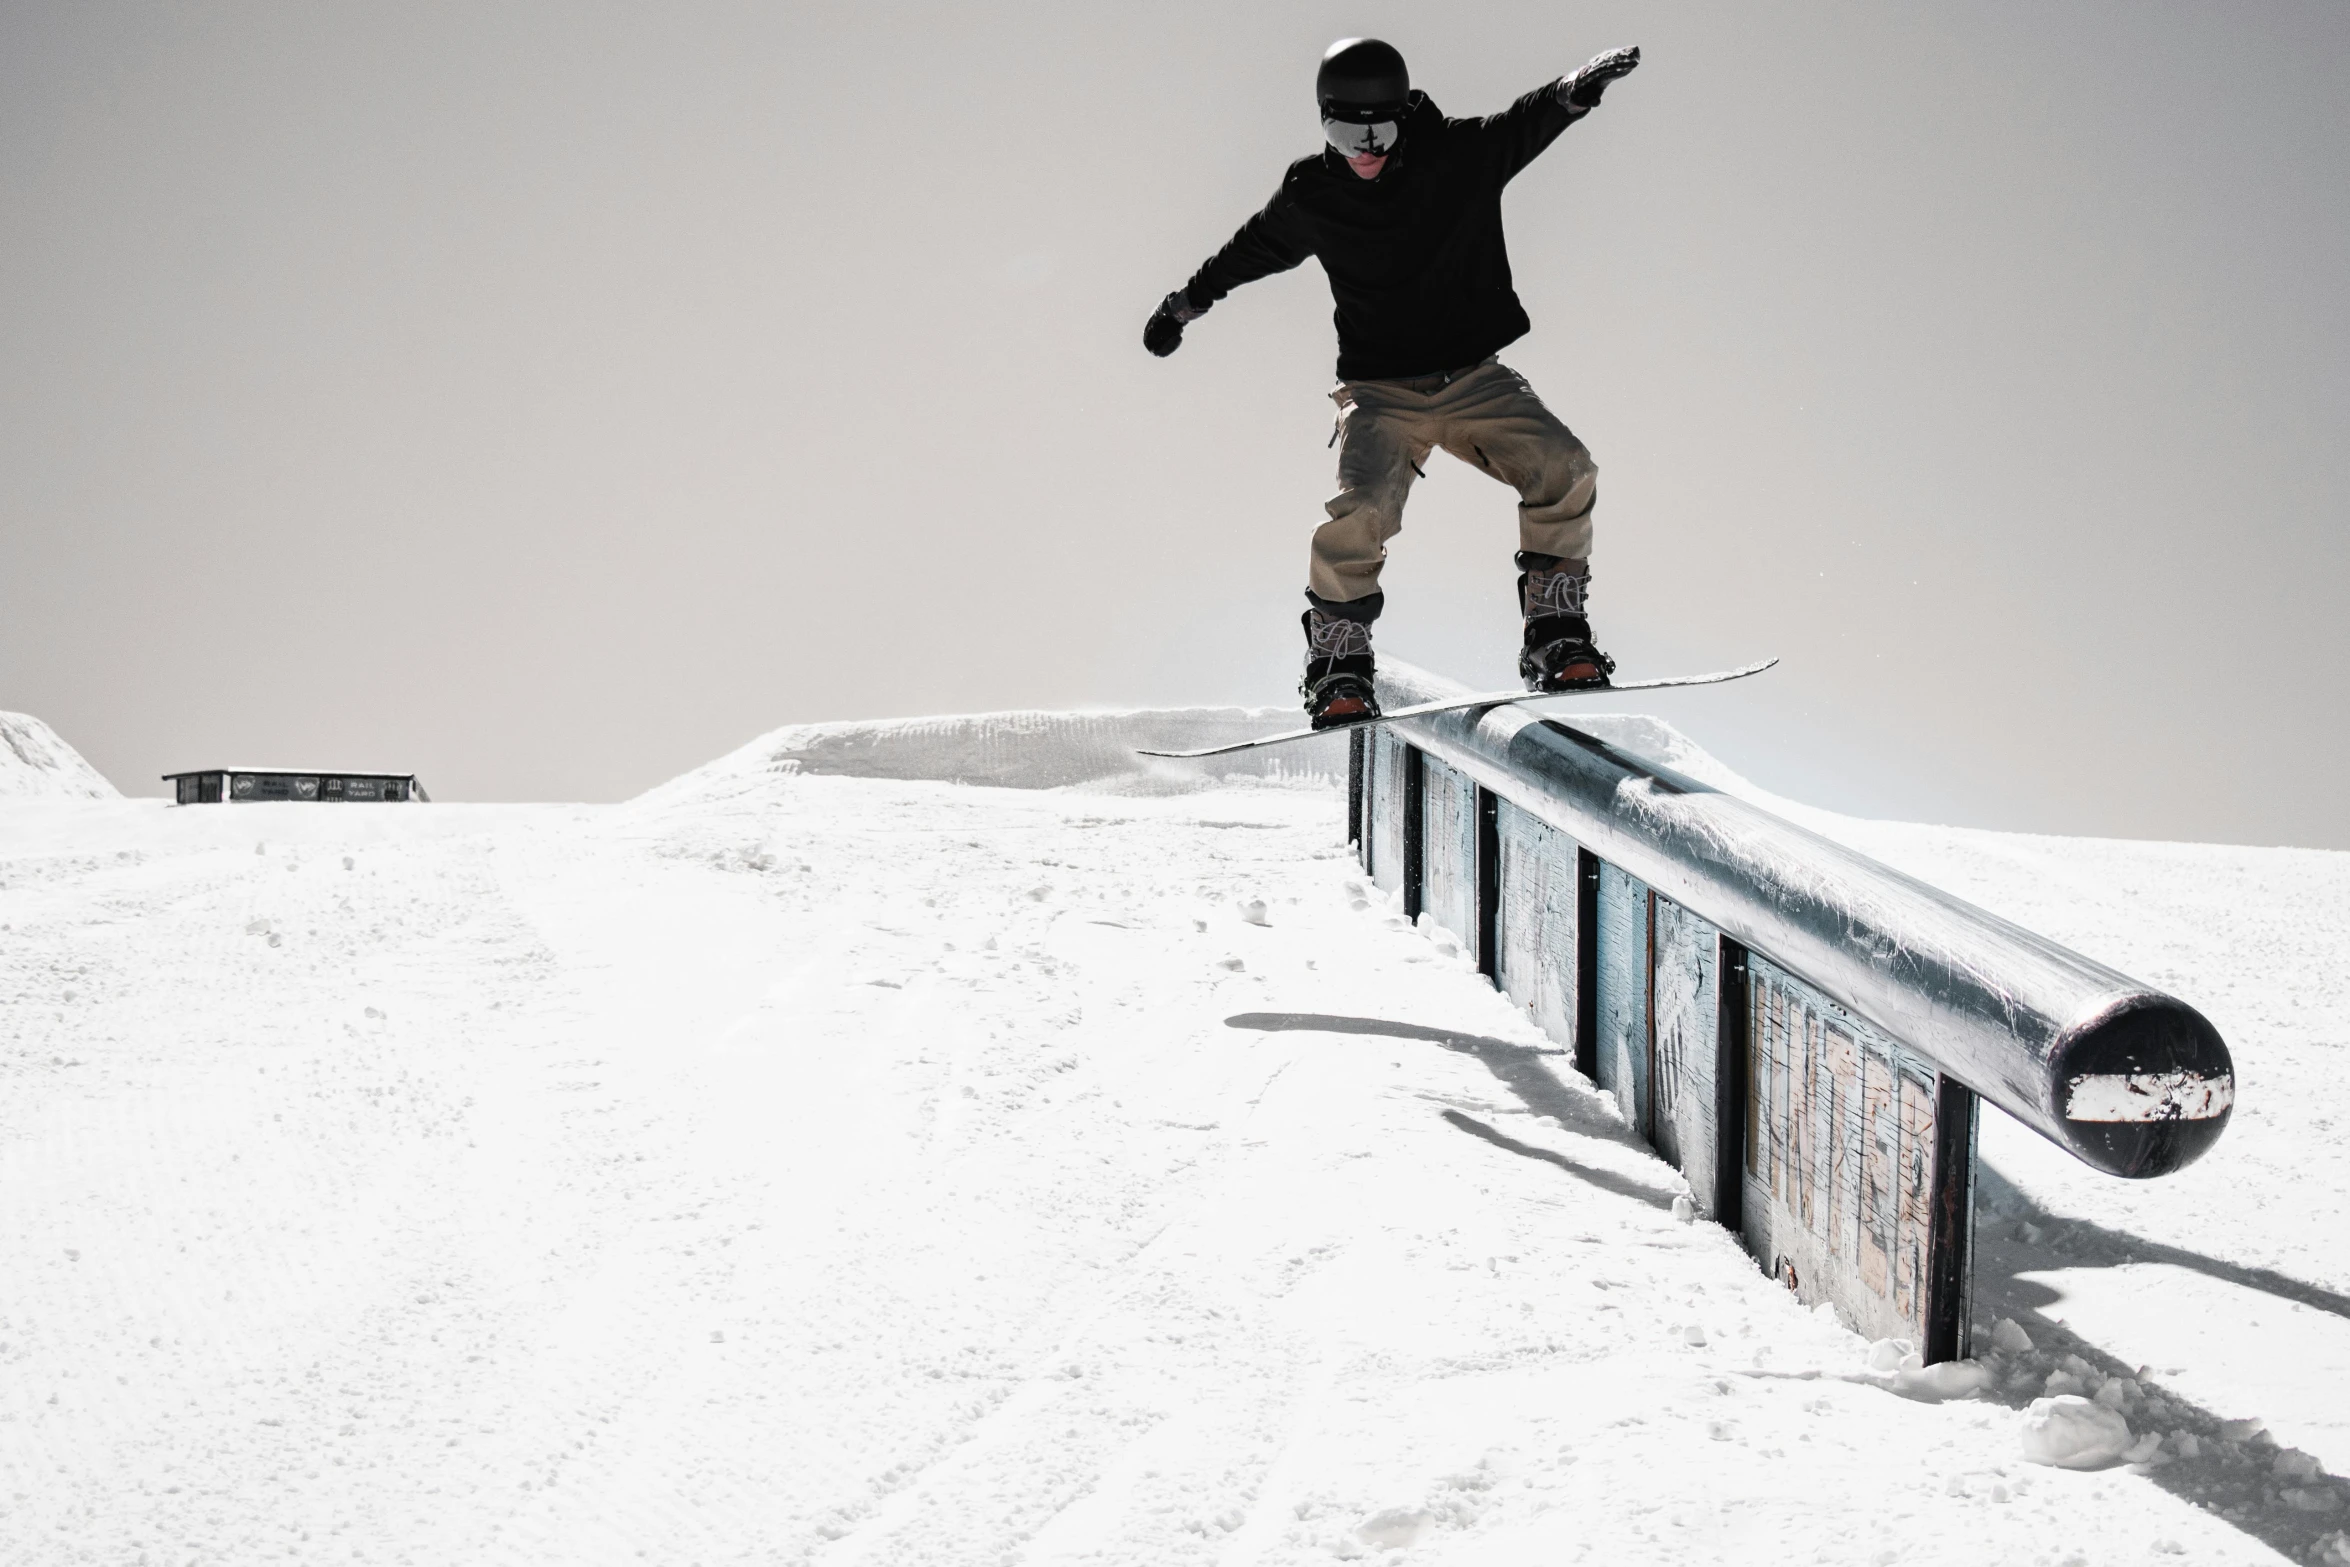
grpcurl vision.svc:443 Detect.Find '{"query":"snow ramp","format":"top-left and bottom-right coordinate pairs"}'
top-left (639, 705), bottom-right (1350, 805)
top-left (0, 710), bottom-right (118, 800)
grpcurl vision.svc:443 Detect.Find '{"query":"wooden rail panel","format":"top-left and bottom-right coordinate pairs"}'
top-left (1419, 754), bottom-right (1481, 952)
top-left (1652, 895), bottom-right (1729, 1219)
top-left (1741, 952), bottom-right (1966, 1348)
top-left (1595, 862), bottom-right (1654, 1144)
top-left (1368, 728), bottom-right (1409, 899)
top-left (1494, 798), bottom-right (1583, 1054)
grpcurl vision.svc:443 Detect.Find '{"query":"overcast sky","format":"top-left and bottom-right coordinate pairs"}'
top-left (3, 1), bottom-right (2345, 847)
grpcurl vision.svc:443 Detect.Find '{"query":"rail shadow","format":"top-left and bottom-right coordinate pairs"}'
top-left (1223, 1012), bottom-right (1675, 1211)
top-left (1226, 1014), bottom-right (2350, 1557)
top-left (1977, 1163), bottom-right (2350, 1327)
top-left (1971, 1162), bottom-right (2350, 1559)
top-left (1437, 1109), bottom-right (1677, 1213)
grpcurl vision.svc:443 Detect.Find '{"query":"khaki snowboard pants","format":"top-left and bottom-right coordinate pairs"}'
top-left (1310, 358), bottom-right (1597, 607)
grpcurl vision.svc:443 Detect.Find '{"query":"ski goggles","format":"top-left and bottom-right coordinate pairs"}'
top-left (1322, 116), bottom-right (1400, 159)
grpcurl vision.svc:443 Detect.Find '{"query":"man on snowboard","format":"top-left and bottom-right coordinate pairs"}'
top-left (1144, 37), bottom-right (1641, 728)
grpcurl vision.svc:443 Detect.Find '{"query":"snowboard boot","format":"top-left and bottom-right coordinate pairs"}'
top-left (1300, 604), bottom-right (1382, 729)
top-left (1516, 553), bottom-right (1616, 691)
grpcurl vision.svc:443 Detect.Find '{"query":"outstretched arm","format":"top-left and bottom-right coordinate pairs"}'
top-left (1481, 44), bottom-right (1642, 182)
top-left (1143, 181), bottom-right (1313, 358)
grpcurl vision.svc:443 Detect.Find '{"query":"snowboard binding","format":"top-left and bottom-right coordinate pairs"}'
top-left (1302, 656), bottom-right (1382, 729)
top-left (1519, 614), bottom-right (1616, 692)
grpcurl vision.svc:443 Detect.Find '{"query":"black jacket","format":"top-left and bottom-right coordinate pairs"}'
top-left (1184, 85), bottom-right (1586, 382)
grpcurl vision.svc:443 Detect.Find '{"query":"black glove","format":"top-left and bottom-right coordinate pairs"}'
top-left (1562, 45), bottom-right (1640, 109)
top-left (1143, 289), bottom-right (1206, 358)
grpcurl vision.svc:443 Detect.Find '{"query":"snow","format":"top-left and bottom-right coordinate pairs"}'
top-left (2020, 1396), bottom-right (2135, 1470)
top-left (0, 711), bottom-right (116, 800)
top-left (1990, 1316), bottom-right (2036, 1355)
top-left (2, 701), bottom-right (2344, 1564)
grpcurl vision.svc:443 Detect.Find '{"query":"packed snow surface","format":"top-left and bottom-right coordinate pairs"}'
top-left (0, 711), bottom-right (116, 800)
top-left (3, 703), bottom-right (2346, 1565)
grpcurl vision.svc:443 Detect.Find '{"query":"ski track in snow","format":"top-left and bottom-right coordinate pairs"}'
top-left (0, 749), bottom-right (2343, 1566)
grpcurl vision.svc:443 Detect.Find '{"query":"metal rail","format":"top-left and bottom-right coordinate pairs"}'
top-left (1374, 662), bottom-right (2232, 1180)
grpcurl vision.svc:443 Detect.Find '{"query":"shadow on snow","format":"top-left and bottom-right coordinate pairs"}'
top-left (1227, 1010), bottom-right (2350, 1559)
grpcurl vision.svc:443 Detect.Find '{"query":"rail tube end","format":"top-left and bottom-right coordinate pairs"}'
top-left (2048, 995), bottom-right (2234, 1178)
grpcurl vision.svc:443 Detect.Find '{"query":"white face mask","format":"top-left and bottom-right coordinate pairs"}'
top-left (1322, 117), bottom-right (1399, 158)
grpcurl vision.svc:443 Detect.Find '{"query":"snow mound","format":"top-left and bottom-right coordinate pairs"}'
top-left (0, 711), bottom-right (117, 800)
top-left (641, 705), bottom-right (1350, 805)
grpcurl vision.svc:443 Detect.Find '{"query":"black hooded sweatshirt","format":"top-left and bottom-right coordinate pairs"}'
top-left (1182, 85), bottom-right (1586, 382)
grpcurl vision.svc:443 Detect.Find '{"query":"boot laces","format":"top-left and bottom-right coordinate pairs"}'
top-left (1522, 565), bottom-right (1590, 618)
top-left (1305, 609), bottom-right (1373, 659)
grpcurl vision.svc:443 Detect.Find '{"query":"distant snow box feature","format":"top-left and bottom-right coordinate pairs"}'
top-left (636, 706), bottom-right (1350, 805)
top-left (0, 711), bottom-right (118, 800)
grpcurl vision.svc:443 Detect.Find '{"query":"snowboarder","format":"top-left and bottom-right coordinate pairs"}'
top-left (1144, 37), bottom-right (1642, 728)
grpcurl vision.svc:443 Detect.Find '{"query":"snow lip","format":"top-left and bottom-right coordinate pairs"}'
top-left (638, 704), bottom-right (1350, 803)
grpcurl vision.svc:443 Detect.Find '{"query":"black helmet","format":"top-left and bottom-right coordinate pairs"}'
top-left (1316, 37), bottom-right (1408, 124)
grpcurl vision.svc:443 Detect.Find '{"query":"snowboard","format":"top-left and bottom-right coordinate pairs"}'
top-left (1133, 657), bottom-right (1777, 759)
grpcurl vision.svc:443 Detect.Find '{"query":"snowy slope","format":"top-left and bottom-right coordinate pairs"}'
top-left (0, 710), bottom-right (116, 800)
top-left (1, 705), bottom-right (2343, 1566)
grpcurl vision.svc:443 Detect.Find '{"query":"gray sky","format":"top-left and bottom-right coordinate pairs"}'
top-left (4, 1), bottom-right (2345, 847)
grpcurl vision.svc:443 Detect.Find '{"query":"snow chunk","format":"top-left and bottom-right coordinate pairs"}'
top-left (1866, 1336), bottom-right (1989, 1402)
top-left (1671, 1195), bottom-right (1696, 1225)
top-left (0, 711), bottom-right (117, 800)
top-left (1988, 1317), bottom-right (2033, 1355)
top-left (1355, 1508), bottom-right (1431, 1551)
top-left (1895, 1360), bottom-right (1991, 1402)
top-left (1866, 1338), bottom-right (1915, 1374)
top-left (2020, 1395), bottom-right (2134, 1469)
